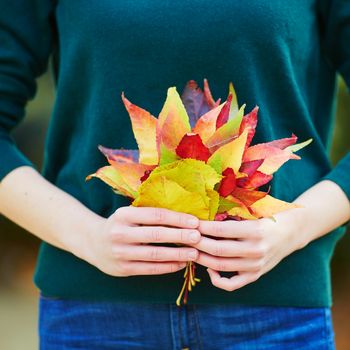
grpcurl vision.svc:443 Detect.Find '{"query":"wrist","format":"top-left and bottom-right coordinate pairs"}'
top-left (290, 180), bottom-right (350, 249)
top-left (272, 201), bottom-right (312, 253)
top-left (292, 205), bottom-right (314, 250)
top-left (63, 209), bottom-right (106, 262)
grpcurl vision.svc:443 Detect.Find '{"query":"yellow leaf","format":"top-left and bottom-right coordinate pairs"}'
top-left (208, 129), bottom-right (248, 174)
top-left (151, 159), bottom-right (222, 193)
top-left (158, 87), bottom-right (191, 132)
top-left (132, 159), bottom-right (222, 220)
top-left (207, 189), bottom-right (220, 220)
top-left (227, 205), bottom-right (258, 220)
top-left (250, 195), bottom-right (301, 218)
top-left (132, 176), bottom-right (211, 220)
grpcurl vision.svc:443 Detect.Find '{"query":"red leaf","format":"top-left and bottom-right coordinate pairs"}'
top-left (140, 169), bottom-right (152, 183)
top-left (238, 159), bottom-right (272, 189)
top-left (237, 171), bottom-right (273, 189)
top-left (239, 159), bottom-right (264, 177)
top-left (203, 78), bottom-right (219, 108)
top-left (232, 187), bottom-right (268, 207)
top-left (215, 212), bottom-right (229, 221)
top-left (239, 106), bottom-right (259, 149)
top-left (264, 134), bottom-right (298, 149)
top-left (215, 93), bottom-right (233, 129)
top-left (218, 167), bottom-right (236, 197)
top-left (175, 133), bottom-right (211, 161)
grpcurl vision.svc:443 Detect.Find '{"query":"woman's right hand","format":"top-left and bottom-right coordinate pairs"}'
top-left (0, 167), bottom-right (201, 277)
top-left (82, 206), bottom-right (201, 277)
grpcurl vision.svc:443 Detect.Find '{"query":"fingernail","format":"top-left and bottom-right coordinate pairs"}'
top-left (187, 218), bottom-right (199, 227)
top-left (189, 231), bottom-right (200, 242)
top-left (188, 250), bottom-right (197, 260)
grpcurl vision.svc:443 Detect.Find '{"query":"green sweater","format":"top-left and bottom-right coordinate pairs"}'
top-left (0, 0), bottom-right (349, 307)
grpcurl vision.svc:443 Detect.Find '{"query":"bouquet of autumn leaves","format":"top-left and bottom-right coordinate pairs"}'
top-left (86, 79), bottom-right (311, 306)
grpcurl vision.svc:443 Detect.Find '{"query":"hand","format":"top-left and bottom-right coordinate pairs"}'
top-left (190, 179), bottom-right (350, 292)
top-left (81, 206), bottom-right (201, 277)
top-left (191, 208), bottom-right (308, 292)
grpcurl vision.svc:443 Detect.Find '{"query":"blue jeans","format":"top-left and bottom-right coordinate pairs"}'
top-left (39, 294), bottom-right (335, 349)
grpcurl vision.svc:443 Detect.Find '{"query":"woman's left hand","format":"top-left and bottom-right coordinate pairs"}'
top-left (188, 180), bottom-right (350, 292)
top-left (190, 208), bottom-right (308, 292)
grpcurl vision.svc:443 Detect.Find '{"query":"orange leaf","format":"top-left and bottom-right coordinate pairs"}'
top-left (86, 165), bottom-right (138, 198)
top-left (121, 93), bottom-right (158, 165)
top-left (192, 102), bottom-right (225, 143)
top-left (109, 161), bottom-right (154, 192)
top-left (243, 144), bottom-right (299, 175)
top-left (160, 109), bottom-right (191, 150)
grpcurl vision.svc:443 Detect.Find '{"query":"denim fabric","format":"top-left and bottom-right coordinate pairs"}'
top-left (39, 294), bottom-right (335, 350)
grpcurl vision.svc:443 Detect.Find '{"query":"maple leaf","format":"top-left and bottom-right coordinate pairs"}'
top-left (86, 78), bottom-right (312, 306)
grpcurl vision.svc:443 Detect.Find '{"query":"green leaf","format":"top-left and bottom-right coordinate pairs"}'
top-left (285, 138), bottom-right (313, 153)
top-left (228, 81), bottom-right (239, 118)
top-left (206, 104), bottom-right (246, 150)
top-left (208, 154), bottom-right (223, 174)
top-left (159, 144), bottom-right (179, 166)
top-left (217, 196), bottom-right (240, 213)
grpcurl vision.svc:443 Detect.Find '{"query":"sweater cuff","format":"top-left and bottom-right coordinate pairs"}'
top-left (321, 153), bottom-right (350, 228)
top-left (321, 153), bottom-right (350, 201)
top-left (0, 133), bottom-right (36, 182)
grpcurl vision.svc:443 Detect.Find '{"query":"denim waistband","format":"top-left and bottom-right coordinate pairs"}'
top-left (38, 294), bottom-right (335, 350)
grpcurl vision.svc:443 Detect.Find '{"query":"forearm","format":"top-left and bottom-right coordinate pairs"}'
top-left (293, 179), bottom-right (350, 247)
top-left (0, 166), bottom-right (104, 258)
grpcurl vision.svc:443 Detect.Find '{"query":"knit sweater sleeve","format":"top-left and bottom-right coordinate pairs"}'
top-left (0, 0), bottom-right (55, 182)
top-left (318, 0), bottom-right (350, 201)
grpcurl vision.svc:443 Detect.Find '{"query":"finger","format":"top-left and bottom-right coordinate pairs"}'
top-left (117, 226), bottom-right (201, 244)
top-left (120, 261), bottom-right (187, 276)
top-left (198, 220), bottom-right (265, 240)
top-left (207, 268), bottom-right (259, 292)
top-left (113, 245), bottom-right (199, 262)
top-left (196, 252), bottom-right (261, 272)
top-left (115, 206), bottom-right (199, 228)
top-left (193, 236), bottom-right (261, 258)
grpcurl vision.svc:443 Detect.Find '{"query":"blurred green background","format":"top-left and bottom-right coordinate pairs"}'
top-left (0, 72), bottom-right (349, 349)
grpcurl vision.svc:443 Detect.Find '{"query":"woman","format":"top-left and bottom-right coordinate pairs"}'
top-left (0, 1), bottom-right (349, 349)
